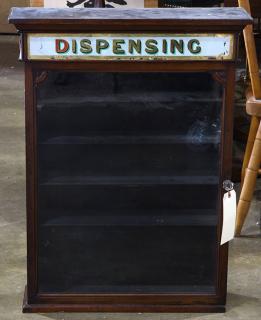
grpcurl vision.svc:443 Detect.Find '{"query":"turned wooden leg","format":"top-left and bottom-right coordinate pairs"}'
top-left (236, 120), bottom-right (261, 236)
top-left (241, 116), bottom-right (260, 185)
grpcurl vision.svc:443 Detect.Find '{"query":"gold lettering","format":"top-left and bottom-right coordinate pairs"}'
top-left (188, 39), bottom-right (201, 54)
top-left (145, 39), bottom-right (158, 54)
top-left (72, 39), bottom-right (77, 54)
top-left (96, 39), bottom-right (109, 54)
top-left (129, 39), bottom-right (142, 54)
top-left (113, 39), bottom-right (125, 55)
top-left (80, 39), bottom-right (92, 54)
top-left (170, 40), bottom-right (184, 54)
top-left (162, 39), bottom-right (167, 54)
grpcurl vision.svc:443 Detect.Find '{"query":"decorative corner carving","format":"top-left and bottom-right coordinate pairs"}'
top-left (212, 72), bottom-right (227, 85)
top-left (34, 71), bottom-right (49, 88)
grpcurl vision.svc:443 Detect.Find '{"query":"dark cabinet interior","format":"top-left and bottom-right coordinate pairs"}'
top-left (37, 72), bottom-right (222, 294)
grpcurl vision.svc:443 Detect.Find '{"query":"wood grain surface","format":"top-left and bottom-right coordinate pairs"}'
top-left (9, 7), bottom-right (252, 33)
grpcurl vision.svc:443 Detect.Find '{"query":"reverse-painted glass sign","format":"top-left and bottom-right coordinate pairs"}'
top-left (27, 34), bottom-right (234, 61)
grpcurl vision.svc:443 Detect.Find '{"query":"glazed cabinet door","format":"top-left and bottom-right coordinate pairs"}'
top-left (35, 71), bottom-right (223, 295)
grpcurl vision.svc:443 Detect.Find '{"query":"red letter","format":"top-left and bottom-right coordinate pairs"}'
top-left (55, 39), bottom-right (69, 53)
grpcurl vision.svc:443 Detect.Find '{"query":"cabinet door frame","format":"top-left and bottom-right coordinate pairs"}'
top-left (24, 60), bottom-right (234, 313)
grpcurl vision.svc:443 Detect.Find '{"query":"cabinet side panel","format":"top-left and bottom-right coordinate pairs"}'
top-left (25, 63), bottom-right (38, 301)
top-left (217, 63), bottom-right (235, 303)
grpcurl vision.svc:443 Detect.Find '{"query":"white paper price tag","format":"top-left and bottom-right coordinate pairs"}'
top-left (221, 190), bottom-right (237, 245)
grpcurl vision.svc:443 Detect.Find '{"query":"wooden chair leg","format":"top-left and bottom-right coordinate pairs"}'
top-left (236, 121), bottom-right (261, 236)
top-left (241, 116), bottom-right (260, 185)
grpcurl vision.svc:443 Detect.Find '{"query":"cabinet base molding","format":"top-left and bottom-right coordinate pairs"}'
top-left (23, 287), bottom-right (225, 313)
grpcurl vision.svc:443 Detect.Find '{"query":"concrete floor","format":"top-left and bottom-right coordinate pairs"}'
top-left (0, 35), bottom-right (260, 320)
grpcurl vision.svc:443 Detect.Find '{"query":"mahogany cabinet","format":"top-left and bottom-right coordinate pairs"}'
top-left (9, 6), bottom-right (251, 313)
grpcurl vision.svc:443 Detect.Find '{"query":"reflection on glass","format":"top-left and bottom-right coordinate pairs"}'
top-left (37, 72), bottom-right (223, 294)
top-left (187, 116), bottom-right (221, 151)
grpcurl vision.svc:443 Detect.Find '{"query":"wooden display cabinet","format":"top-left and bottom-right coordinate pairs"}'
top-left (9, 6), bottom-right (251, 313)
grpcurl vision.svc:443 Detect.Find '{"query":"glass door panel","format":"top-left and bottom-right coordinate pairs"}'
top-left (36, 71), bottom-right (223, 294)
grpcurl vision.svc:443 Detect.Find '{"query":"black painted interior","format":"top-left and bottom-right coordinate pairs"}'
top-left (37, 72), bottom-right (222, 294)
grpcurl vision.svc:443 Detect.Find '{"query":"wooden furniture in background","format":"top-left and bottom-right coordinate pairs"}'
top-left (226, 0), bottom-right (261, 17)
top-left (226, 0), bottom-right (261, 33)
top-left (236, 0), bottom-right (261, 236)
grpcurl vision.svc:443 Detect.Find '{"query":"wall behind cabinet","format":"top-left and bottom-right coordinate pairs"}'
top-left (0, 1), bottom-right (29, 33)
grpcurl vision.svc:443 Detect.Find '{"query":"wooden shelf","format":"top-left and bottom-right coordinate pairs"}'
top-left (38, 92), bottom-right (221, 106)
top-left (41, 209), bottom-right (218, 227)
top-left (40, 134), bottom-right (220, 145)
top-left (38, 284), bottom-right (215, 294)
top-left (40, 174), bottom-right (219, 186)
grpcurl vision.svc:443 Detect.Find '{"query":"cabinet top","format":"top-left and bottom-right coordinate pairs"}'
top-left (9, 7), bottom-right (252, 32)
